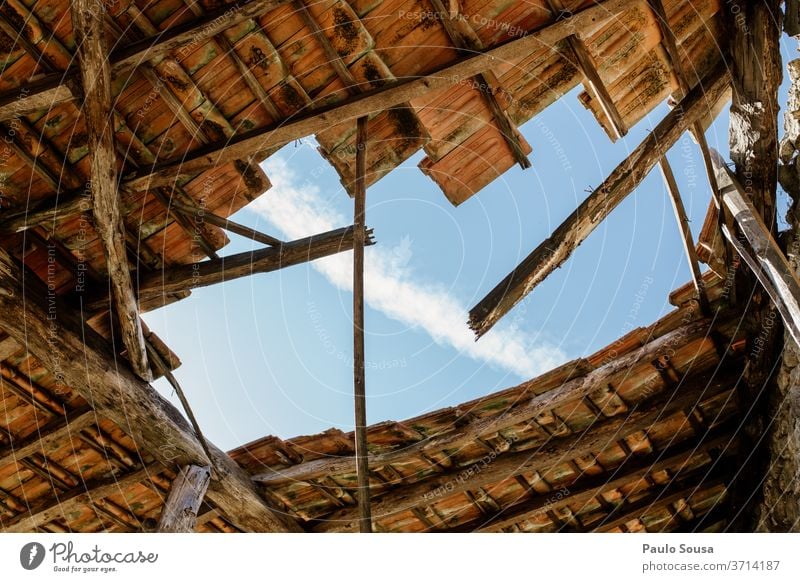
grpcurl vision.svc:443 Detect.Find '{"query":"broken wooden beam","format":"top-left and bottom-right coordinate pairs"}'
top-left (123, 0), bottom-right (638, 192)
top-left (71, 0), bottom-right (150, 381)
top-left (0, 247), bottom-right (301, 532)
top-left (468, 64), bottom-right (730, 338)
top-left (157, 465), bottom-right (212, 533)
top-left (135, 225), bottom-right (371, 302)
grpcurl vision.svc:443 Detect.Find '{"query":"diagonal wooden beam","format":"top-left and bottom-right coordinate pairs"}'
top-left (168, 202), bottom-right (283, 247)
top-left (71, 0), bottom-right (150, 381)
top-left (0, 247), bottom-right (301, 532)
top-left (122, 0), bottom-right (638, 193)
top-left (157, 465), bottom-right (211, 532)
top-left (468, 64), bottom-right (730, 337)
top-left (711, 149), bottom-right (800, 345)
top-left (0, 409), bottom-right (95, 470)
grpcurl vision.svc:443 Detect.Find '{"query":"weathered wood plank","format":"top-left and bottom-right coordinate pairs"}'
top-left (468, 65), bottom-right (730, 337)
top-left (157, 465), bottom-right (212, 533)
top-left (71, 0), bottom-right (150, 381)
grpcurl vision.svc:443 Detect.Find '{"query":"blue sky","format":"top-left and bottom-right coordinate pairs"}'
top-left (144, 42), bottom-right (796, 451)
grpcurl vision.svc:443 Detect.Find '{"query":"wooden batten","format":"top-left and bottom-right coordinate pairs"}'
top-left (157, 465), bottom-right (212, 533)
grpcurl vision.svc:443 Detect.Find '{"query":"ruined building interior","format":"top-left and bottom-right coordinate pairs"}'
top-left (0, 0), bottom-right (798, 533)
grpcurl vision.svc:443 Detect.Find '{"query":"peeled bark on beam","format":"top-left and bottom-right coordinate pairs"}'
top-left (0, 248), bottom-right (301, 532)
top-left (314, 376), bottom-right (734, 532)
top-left (468, 65), bottom-right (730, 338)
top-left (137, 225), bottom-right (371, 301)
top-left (157, 465), bottom-right (211, 532)
top-left (123, 0), bottom-right (638, 193)
top-left (254, 317), bottom-right (719, 486)
top-left (71, 0), bottom-right (150, 381)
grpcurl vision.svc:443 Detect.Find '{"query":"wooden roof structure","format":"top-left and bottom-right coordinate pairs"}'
top-left (0, 0), bottom-right (795, 532)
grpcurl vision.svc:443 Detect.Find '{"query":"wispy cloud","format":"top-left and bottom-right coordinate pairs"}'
top-left (249, 155), bottom-right (566, 378)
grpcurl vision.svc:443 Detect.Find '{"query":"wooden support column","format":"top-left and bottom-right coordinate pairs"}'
top-left (70, 0), bottom-right (150, 381)
top-left (352, 117), bottom-right (372, 532)
top-left (122, 0), bottom-right (637, 193)
top-left (468, 65), bottom-right (730, 337)
top-left (157, 465), bottom-right (212, 533)
top-left (659, 157), bottom-right (711, 315)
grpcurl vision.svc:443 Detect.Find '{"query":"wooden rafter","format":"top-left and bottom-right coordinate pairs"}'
top-left (0, 409), bottom-right (94, 470)
top-left (427, 0), bottom-right (531, 168)
top-left (122, 0), bottom-right (638, 193)
top-left (70, 0), bottom-right (150, 381)
top-left (254, 317), bottom-right (719, 486)
top-left (168, 203), bottom-right (283, 247)
top-left (314, 376), bottom-right (734, 531)
top-left (157, 465), bottom-right (212, 533)
top-left (0, 248), bottom-right (301, 532)
top-left (468, 65), bottom-right (730, 338)
top-left (545, 0), bottom-right (627, 139)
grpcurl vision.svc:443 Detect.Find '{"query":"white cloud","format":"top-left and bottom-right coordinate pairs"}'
top-left (249, 156), bottom-right (566, 378)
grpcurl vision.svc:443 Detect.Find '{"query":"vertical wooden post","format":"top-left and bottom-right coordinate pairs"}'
top-left (70, 0), bottom-right (151, 380)
top-left (658, 158), bottom-right (711, 315)
top-left (353, 116), bottom-right (372, 532)
top-left (157, 465), bottom-right (212, 533)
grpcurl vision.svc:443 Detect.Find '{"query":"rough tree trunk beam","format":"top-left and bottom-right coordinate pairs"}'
top-left (70, 0), bottom-right (151, 381)
top-left (468, 65), bottom-right (730, 338)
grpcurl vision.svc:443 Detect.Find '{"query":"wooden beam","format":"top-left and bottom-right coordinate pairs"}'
top-left (314, 377), bottom-right (735, 531)
top-left (428, 0), bottom-right (531, 168)
top-left (169, 202), bottom-right (283, 247)
top-left (711, 149), bottom-right (800, 345)
top-left (71, 0), bottom-right (150, 381)
top-left (123, 0), bottom-right (638, 192)
top-left (546, 0), bottom-right (627, 139)
top-left (0, 248), bottom-right (301, 532)
top-left (659, 157), bottom-right (711, 315)
top-left (352, 117), bottom-right (372, 532)
top-left (0, 409), bottom-right (94, 470)
top-left (468, 65), bottom-right (730, 337)
top-left (254, 317), bottom-right (719, 486)
top-left (157, 465), bottom-right (211, 532)
top-left (135, 225), bottom-right (370, 303)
